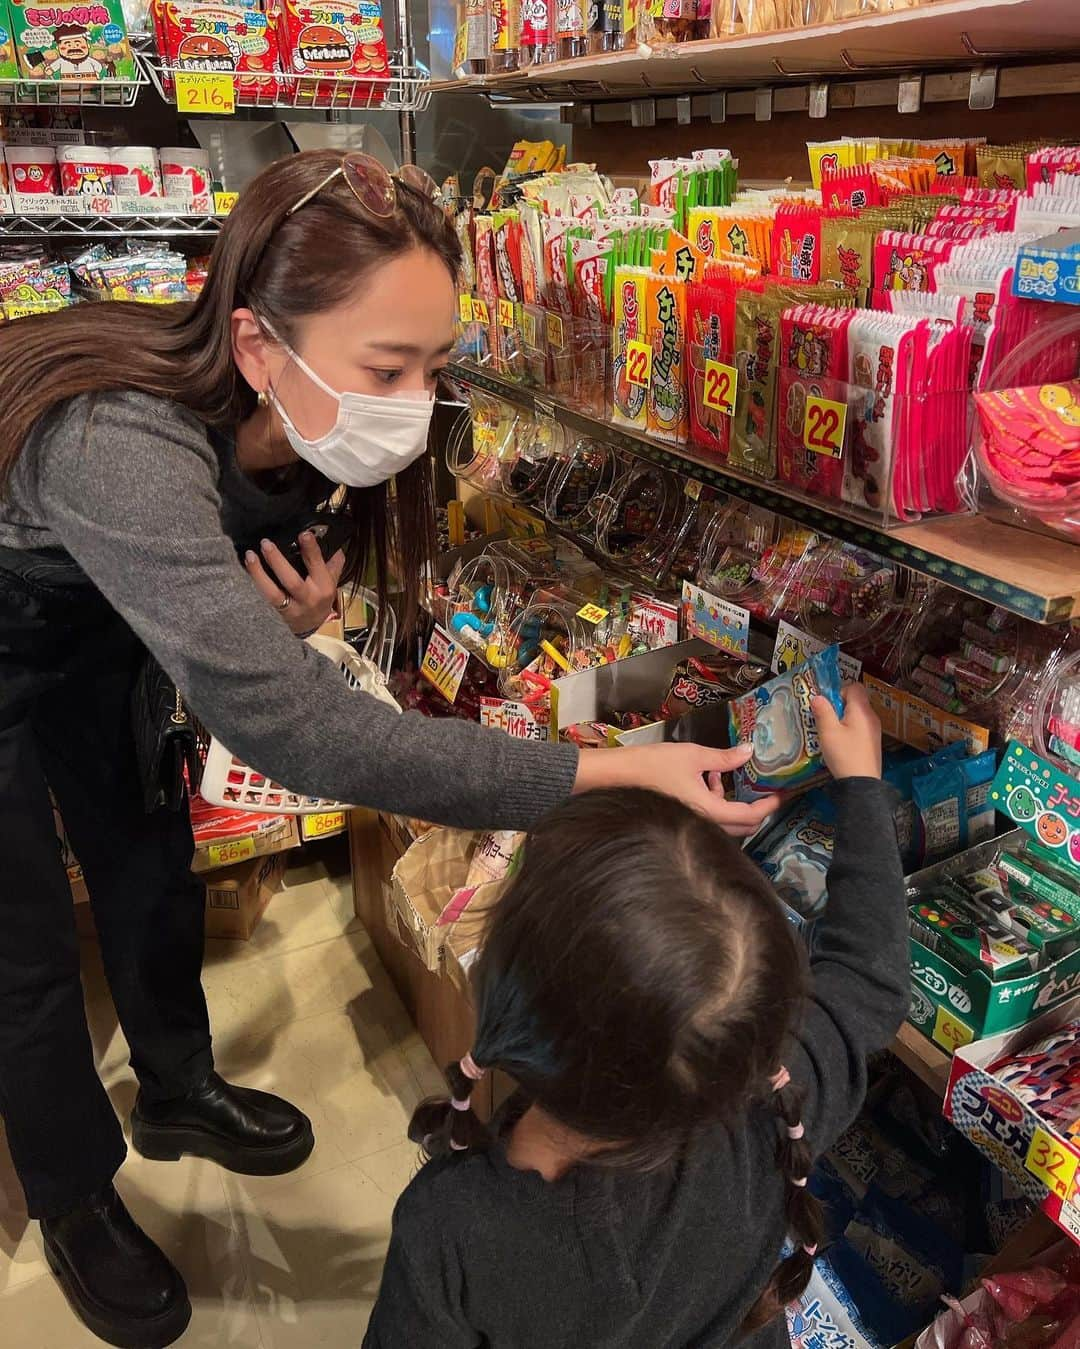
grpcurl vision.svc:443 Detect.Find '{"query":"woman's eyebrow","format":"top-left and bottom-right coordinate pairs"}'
top-left (362, 341), bottom-right (455, 357)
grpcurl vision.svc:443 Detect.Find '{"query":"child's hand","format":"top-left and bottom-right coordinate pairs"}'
top-left (811, 683), bottom-right (882, 781)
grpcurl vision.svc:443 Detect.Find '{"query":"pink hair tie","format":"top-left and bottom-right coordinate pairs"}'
top-left (770, 1066), bottom-right (791, 1093)
top-left (460, 1052), bottom-right (485, 1081)
top-left (792, 1176), bottom-right (808, 1188)
top-left (787, 1122), bottom-right (805, 1140)
top-left (450, 1097), bottom-right (470, 1112)
top-left (803, 1244), bottom-right (818, 1258)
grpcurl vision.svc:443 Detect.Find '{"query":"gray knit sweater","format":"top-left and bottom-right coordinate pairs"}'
top-left (0, 390), bottom-right (578, 829)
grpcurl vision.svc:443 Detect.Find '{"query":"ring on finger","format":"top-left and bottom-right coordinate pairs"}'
top-left (278, 595), bottom-right (291, 611)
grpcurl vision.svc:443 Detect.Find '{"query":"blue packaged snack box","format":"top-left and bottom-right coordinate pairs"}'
top-left (728, 645), bottom-right (845, 801)
top-left (1012, 227), bottom-right (1080, 305)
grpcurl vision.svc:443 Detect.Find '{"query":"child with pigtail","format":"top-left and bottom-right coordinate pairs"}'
top-left (364, 684), bottom-right (909, 1348)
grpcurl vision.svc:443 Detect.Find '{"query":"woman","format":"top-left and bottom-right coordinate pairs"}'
top-left (0, 149), bottom-right (776, 1349)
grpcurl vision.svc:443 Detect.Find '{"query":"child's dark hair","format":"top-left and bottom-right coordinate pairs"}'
top-left (410, 787), bottom-right (825, 1333)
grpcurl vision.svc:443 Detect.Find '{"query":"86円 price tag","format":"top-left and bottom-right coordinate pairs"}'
top-left (206, 837), bottom-right (255, 868)
top-left (802, 395), bottom-right (847, 458)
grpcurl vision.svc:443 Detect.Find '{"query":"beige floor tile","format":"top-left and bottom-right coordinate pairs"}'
top-left (225, 1162), bottom-right (394, 1349)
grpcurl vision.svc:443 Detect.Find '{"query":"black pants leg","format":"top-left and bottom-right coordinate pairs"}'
top-left (0, 552), bottom-right (212, 1220)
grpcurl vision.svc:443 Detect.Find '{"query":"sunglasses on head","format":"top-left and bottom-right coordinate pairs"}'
top-left (286, 151), bottom-right (440, 221)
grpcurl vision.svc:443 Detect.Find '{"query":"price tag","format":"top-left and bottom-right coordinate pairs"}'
top-left (497, 297), bottom-right (515, 328)
top-left (175, 72), bottom-right (235, 116)
top-left (1026, 1126), bottom-right (1079, 1202)
top-left (522, 309), bottom-right (538, 348)
top-left (702, 360), bottom-right (738, 417)
top-left (206, 836), bottom-right (256, 869)
top-left (576, 602), bottom-right (610, 625)
top-left (802, 394), bottom-right (848, 458)
top-left (213, 190), bottom-right (238, 216)
top-left (458, 293), bottom-right (474, 323)
top-left (684, 478), bottom-right (703, 500)
top-left (931, 1004), bottom-right (975, 1054)
top-left (472, 297), bottom-right (490, 325)
top-left (301, 810), bottom-right (346, 842)
top-left (626, 338), bottom-right (652, 388)
top-left (546, 311), bottom-right (565, 350)
top-left (420, 624), bottom-right (469, 705)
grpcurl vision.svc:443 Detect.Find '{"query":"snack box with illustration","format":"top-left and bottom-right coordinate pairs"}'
top-left (8, 0), bottom-right (136, 81)
top-left (152, 0), bottom-right (280, 103)
top-left (277, 0), bottom-right (389, 107)
top-left (1013, 227), bottom-right (1080, 306)
top-left (944, 996), bottom-right (1080, 1246)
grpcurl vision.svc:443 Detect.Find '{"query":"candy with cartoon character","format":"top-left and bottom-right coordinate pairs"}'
top-left (10, 0), bottom-right (136, 80)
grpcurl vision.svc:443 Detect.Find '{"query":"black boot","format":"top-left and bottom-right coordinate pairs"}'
top-left (41, 1184), bottom-right (191, 1349)
top-left (131, 1071), bottom-right (314, 1176)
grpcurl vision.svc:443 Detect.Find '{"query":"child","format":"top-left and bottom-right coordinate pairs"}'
top-left (364, 685), bottom-right (908, 1348)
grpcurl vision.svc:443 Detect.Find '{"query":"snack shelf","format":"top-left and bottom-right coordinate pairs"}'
top-left (139, 51), bottom-right (432, 114)
top-left (0, 212), bottom-right (221, 237)
top-left (0, 72), bottom-right (146, 108)
top-left (429, 0), bottom-right (1080, 100)
top-left (448, 361), bottom-right (1080, 625)
top-left (890, 1024), bottom-right (951, 1098)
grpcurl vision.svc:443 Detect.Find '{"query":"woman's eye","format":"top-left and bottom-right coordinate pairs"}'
top-left (428, 366), bottom-right (448, 384)
top-left (371, 369), bottom-right (403, 385)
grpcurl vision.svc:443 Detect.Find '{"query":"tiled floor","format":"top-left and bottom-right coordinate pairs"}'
top-left (0, 851), bottom-right (444, 1348)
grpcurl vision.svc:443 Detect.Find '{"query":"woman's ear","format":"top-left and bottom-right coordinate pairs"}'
top-left (231, 307), bottom-right (276, 398)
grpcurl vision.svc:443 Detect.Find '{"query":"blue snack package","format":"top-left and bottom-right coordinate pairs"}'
top-left (748, 787), bottom-right (836, 922)
top-left (727, 646), bottom-right (845, 801)
top-left (911, 762), bottom-right (966, 867)
top-left (962, 748), bottom-right (999, 847)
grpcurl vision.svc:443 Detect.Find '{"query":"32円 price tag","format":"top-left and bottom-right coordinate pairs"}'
top-left (175, 72), bottom-right (235, 116)
top-left (1026, 1125), bottom-right (1079, 1202)
top-left (802, 394), bottom-right (847, 458)
top-left (497, 297), bottom-right (515, 328)
top-left (626, 339), bottom-right (652, 388)
top-left (703, 360), bottom-right (737, 417)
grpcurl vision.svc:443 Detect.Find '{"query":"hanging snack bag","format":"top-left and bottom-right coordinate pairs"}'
top-left (154, 0), bottom-right (280, 102)
top-left (277, 0), bottom-right (389, 107)
top-left (644, 272), bottom-right (688, 445)
top-left (11, 0), bottom-right (136, 80)
top-left (730, 288), bottom-right (783, 478)
top-left (777, 305), bottom-right (852, 503)
top-left (611, 265), bottom-right (649, 431)
top-left (727, 645), bottom-right (845, 801)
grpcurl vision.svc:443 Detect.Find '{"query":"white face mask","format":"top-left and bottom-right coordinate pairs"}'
top-left (266, 337), bottom-right (434, 489)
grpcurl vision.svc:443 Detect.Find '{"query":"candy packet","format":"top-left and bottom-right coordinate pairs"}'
top-left (727, 645), bottom-right (845, 801)
top-left (748, 787), bottom-right (837, 923)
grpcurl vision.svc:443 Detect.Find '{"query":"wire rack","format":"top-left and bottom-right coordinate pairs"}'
top-left (0, 68), bottom-right (146, 107)
top-left (140, 49), bottom-right (432, 113)
top-left (0, 211), bottom-right (221, 237)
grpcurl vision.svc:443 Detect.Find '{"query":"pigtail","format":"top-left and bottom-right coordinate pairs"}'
top-left (408, 1053), bottom-right (492, 1160)
top-left (740, 1066), bottom-right (825, 1336)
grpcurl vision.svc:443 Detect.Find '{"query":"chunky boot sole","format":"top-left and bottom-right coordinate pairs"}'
top-left (43, 1236), bottom-right (191, 1349)
top-left (131, 1114), bottom-right (315, 1177)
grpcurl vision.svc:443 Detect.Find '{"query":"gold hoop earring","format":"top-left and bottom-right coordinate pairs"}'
top-left (257, 390), bottom-right (268, 408)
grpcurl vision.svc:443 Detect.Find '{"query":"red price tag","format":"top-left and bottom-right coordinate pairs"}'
top-left (703, 359), bottom-right (737, 417)
top-left (802, 395), bottom-right (847, 458)
top-left (626, 339), bottom-right (652, 388)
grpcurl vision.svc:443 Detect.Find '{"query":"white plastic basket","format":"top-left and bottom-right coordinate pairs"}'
top-left (200, 590), bottom-right (398, 816)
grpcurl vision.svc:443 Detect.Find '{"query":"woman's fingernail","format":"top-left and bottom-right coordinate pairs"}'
top-left (245, 550), bottom-right (257, 564)
top-left (260, 538), bottom-right (272, 551)
top-left (300, 530), bottom-right (314, 541)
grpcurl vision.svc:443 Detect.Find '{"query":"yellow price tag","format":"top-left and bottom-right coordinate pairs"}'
top-left (626, 339), bottom-right (652, 388)
top-left (684, 478), bottom-right (703, 500)
top-left (546, 311), bottom-right (565, 350)
top-left (213, 191), bottom-right (239, 216)
top-left (576, 602), bottom-right (610, 624)
top-left (458, 293), bottom-right (474, 323)
top-left (302, 811), bottom-right (346, 841)
top-left (703, 360), bottom-right (738, 417)
top-left (931, 1004), bottom-right (974, 1054)
top-left (497, 297), bottom-right (515, 328)
top-left (1026, 1126), bottom-right (1080, 1202)
top-left (472, 297), bottom-right (490, 325)
top-left (175, 72), bottom-right (235, 116)
top-left (522, 309), bottom-right (538, 348)
top-left (802, 394), bottom-right (848, 458)
top-left (206, 836), bottom-right (256, 869)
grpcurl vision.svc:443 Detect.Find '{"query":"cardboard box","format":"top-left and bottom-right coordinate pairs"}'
top-left (191, 814), bottom-right (299, 874)
top-left (1013, 227), bottom-right (1080, 305)
top-left (204, 851), bottom-right (288, 940)
top-left (943, 996), bottom-right (1080, 1245)
top-left (550, 638), bottom-right (715, 737)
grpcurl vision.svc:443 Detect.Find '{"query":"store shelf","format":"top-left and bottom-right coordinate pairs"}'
top-left (890, 1024), bottom-right (952, 1098)
top-left (448, 361), bottom-right (1080, 625)
top-left (140, 51), bottom-right (431, 114)
top-left (0, 72), bottom-right (145, 107)
top-left (430, 0), bottom-right (1080, 99)
top-left (0, 212), bottom-right (221, 238)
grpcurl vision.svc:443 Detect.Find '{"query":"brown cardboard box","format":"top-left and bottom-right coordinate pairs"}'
top-left (191, 815), bottom-right (299, 874)
top-left (204, 851), bottom-right (288, 940)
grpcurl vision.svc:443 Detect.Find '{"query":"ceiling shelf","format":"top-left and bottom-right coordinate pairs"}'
top-left (430, 0), bottom-right (1080, 100)
top-left (449, 361), bottom-right (1080, 626)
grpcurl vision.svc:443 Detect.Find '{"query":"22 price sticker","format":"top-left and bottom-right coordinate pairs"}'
top-left (1026, 1125), bottom-right (1079, 1202)
top-left (175, 72), bottom-right (235, 116)
top-left (802, 394), bottom-right (847, 458)
top-left (703, 360), bottom-right (737, 417)
top-left (626, 339), bottom-right (653, 389)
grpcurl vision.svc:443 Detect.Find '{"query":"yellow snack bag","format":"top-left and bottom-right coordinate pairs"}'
top-left (645, 273), bottom-right (689, 445)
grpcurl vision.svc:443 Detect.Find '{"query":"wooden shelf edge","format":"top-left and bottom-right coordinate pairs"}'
top-left (890, 1023), bottom-right (952, 1097)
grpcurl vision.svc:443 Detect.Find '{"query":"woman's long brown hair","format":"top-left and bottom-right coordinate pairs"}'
top-left (0, 149), bottom-right (462, 625)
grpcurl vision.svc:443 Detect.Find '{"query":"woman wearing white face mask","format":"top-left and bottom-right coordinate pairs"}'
top-left (0, 150), bottom-right (778, 1349)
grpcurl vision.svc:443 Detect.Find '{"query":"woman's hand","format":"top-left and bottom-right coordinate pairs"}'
top-left (811, 682), bottom-right (882, 781)
top-left (573, 742), bottom-right (780, 838)
top-left (245, 532), bottom-right (346, 637)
